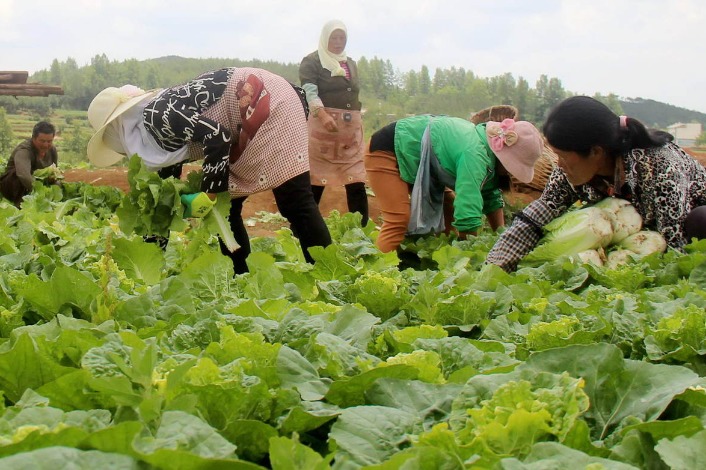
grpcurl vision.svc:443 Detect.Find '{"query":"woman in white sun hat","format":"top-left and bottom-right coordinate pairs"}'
top-left (87, 67), bottom-right (331, 273)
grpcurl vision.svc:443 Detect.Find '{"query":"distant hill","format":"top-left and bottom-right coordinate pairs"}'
top-left (619, 97), bottom-right (706, 129)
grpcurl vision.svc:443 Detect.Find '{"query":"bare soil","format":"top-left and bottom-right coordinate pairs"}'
top-left (62, 165), bottom-right (382, 237)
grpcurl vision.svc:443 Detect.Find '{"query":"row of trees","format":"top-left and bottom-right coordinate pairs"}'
top-left (0, 108), bottom-right (13, 157)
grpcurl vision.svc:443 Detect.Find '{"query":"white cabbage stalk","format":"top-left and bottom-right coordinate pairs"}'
top-left (523, 206), bottom-right (614, 264)
top-left (619, 230), bottom-right (667, 255)
top-left (575, 248), bottom-right (605, 266)
top-left (593, 198), bottom-right (642, 244)
top-left (604, 248), bottom-right (637, 270)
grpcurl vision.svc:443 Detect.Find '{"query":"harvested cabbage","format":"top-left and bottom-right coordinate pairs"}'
top-left (604, 249), bottom-right (636, 270)
top-left (574, 248), bottom-right (605, 266)
top-left (619, 230), bottom-right (667, 255)
top-left (593, 197), bottom-right (642, 243)
top-left (523, 206), bottom-right (614, 265)
top-left (33, 164), bottom-right (63, 182)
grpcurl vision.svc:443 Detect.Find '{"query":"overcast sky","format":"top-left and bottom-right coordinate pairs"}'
top-left (3, 0), bottom-right (705, 114)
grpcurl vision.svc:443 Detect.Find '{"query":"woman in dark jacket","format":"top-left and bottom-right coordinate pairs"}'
top-left (299, 19), bottom-right (368, 226)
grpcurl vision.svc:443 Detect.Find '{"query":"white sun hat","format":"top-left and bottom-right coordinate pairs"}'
top-left (87, 85), bottom-right (160, 167)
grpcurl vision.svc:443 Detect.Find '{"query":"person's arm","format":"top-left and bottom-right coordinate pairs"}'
top-left (299, 55), bottom-right (322, 105)
top-left (479, 168), bottom-right (506, 231)
top-left (485, 207), bottom-right (505, 231)
top-left (450, 148), bottom-right (492, 234)
top-left (456, 230), bottom-right (477, 240)
top-left (454, 193), bottom-right (502, 242)
top-left (13, 148), bottom-right (34, 191)
top-left (486, 202), bottom-right (548, 272)
top-left (195, 116), bottom-right (231, 194)
top-left (300, 83), bottom-right (324, 111)
top-left (486, 168), bottom-right (576, 271)
top-left (299, 55), bottom-right (337, 132)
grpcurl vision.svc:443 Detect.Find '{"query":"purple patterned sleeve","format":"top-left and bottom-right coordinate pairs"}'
top-left (487, 167), bottom-right (577, 271)
top-left (486, 200), bottom-right (554, 271)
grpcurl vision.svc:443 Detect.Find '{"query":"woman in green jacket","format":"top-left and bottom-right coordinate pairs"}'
top-left (365, 114), bottom-right (543, 253)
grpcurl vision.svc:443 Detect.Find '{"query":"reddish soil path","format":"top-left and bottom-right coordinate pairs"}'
top-left (63, 165), bottom-right (382, 237)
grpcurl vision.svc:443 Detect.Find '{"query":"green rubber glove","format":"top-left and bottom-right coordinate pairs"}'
top-left (181, 192), bottom-right (216, 218)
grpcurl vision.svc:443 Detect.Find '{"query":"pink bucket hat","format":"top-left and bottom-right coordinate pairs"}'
top-left (486, 119), bottom-right (543, 183)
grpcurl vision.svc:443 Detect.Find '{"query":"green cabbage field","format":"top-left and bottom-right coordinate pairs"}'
top-left (1, 168), bottom-right (706, 469)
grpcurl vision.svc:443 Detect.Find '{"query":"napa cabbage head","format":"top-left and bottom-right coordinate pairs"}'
top-left (604, 248), bottom-right (637, 270)
top-left (574, 248), bottom-right (605, 266)
top-left (522, 206), bottom-right (613, 265)
top-left (619, 230), bottom-right (667, 255)
top-left (593, 197), bottom-right (642, 243)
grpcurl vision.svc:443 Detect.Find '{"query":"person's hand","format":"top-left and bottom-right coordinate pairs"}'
top-left (181, 192), bottom-right (216, 218)
top-left (455, 231), bottom-right (477, 240)
top-left (34, 164), bottom-right (63, 183)
top-left (47, 166), bottom-right (62, 183)
top-left (318, 109), bottom-right (338, 132)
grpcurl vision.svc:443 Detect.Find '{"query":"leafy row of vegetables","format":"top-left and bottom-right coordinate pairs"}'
top-left (0, 172), bottom-right (705, 469)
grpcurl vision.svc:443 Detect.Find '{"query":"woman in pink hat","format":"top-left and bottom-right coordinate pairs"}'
top-left (87, 67), bottom-right (331, 273)
top-left (364, 114), bottom-right (543, 253)
top-left (487, 95), bottom-right (706, 272)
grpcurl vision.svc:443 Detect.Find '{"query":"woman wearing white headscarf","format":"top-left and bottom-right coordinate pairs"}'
top-left (299, 19), bottom-right (369, 226)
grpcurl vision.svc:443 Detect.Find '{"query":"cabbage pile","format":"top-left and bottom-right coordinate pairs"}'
top-left (522, 198), bottom-right (667, 268)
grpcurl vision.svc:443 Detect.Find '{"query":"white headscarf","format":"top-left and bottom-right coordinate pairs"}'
top-left (317, 19), bottom-right (348, 77)
top-left (104, 97), bottom-right (189, 170)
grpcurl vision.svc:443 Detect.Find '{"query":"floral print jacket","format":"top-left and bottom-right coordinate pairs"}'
top-left (487, 142), bottom-right (706, 271)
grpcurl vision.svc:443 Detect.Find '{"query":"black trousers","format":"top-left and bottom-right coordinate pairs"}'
top-left (220, 171), bottom-right (332, 274)
top-left (684, 205), bottom-right (706, 242)
top-left (0, 169), bottom-right (27, 207)
top-left (311, 182), bottom-right (369, 226)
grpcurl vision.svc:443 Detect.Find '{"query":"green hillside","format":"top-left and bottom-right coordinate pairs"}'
top-left (619, 97), bottom-right (706, 128)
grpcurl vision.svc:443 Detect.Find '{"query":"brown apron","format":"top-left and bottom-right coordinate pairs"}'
top-left (308, 108), bottom-right (366, 186)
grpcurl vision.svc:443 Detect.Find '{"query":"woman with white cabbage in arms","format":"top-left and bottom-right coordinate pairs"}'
top-left (487, 96), bottom-right (706, 272)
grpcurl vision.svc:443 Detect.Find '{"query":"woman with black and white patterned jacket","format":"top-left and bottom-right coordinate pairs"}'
top-left (87, 67), bottom-right (331, 273)
top-left (487, 95), bottom-right (706, 272)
